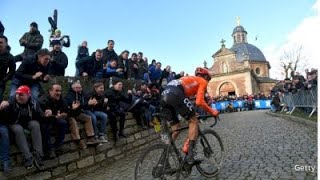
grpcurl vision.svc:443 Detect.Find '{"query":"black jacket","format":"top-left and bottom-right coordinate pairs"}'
top-left (76, 56), bottom-right (104, 77)
top-left (86, 91), bottom-right (108, 112)
top-left (0, 21), bottom-right (4, 36)
top-left (117, 56), bottom-right (128, 78)
top-left (50, 50), bottom-right (68, 76)
top-left (76, 46), bottom-right (89, 60)
top-left (19, 30), bottom-right (44, 56)
top-left (15, 55), bottom-right (50, 85)
top-left (105, 89), bottom-right (132, 112)
top-left (127, 59), bottom-right (139, 79)
top-left (39, 94), bottom-right (69, 120)
top-left (0, 50), bottom-right (15, 83)
top-left (137, 60), bottom-right (148, 79)
top-left (65, 88), bottom-right (88, 117)
top-left (1, 98), bottom-right (43, 127)
top-left (102, 48), bottom-right (118, 63)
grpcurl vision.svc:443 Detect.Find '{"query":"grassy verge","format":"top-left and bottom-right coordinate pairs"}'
top-left (279, 108), bottom-right (317, 122)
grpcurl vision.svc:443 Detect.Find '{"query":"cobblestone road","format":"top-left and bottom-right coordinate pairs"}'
top-left (79, 110), bottom-right (317, 180)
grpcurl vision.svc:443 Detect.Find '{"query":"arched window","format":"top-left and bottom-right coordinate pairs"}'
top-left (222, 62), bottom-right (228, 73)
top-left (255, 67), bottom-right (261, 75)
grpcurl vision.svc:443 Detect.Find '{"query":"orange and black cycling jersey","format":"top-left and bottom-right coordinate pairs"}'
top-left (178, 76), bottom-right (219, 117)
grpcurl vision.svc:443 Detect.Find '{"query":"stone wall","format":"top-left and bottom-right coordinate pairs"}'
top-left (0, 114), bottom-right (160, 180)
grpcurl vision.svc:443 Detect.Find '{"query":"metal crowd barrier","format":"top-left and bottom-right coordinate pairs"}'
top-left (280, 87), bottom-right (318, 117)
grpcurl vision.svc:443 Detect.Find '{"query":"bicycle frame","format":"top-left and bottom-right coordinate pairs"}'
top-left (154, 114), bottom-right (215, 176)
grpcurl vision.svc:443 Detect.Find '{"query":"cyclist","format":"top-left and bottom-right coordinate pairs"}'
top-left (160, 67), bottom-right (219, 166)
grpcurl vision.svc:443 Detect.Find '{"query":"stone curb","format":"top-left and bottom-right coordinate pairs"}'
top-left (266, 111), bottom-right (317, 128)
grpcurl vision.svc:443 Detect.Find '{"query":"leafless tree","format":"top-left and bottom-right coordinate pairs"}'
top-left (280, 45), bottom-right (308, 79)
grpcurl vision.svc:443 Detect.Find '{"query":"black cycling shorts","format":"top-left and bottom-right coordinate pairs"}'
top-left (160, 85), bottom-right (195, 125)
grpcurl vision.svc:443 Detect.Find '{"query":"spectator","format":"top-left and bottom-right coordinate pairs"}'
top-left (85, 82), bottom-right (109, 143)
top-left (0, 35), bottom-right (15, 102)
top-left (49, 29), bottom-right (70, 48)
top-left (65, 81), bottom-right (99, 149)
top-left (137, 52), bottom-right (148, 80)
top-left (77, 49), bottom-right (105, 79)
top-left (0, 86), bottom-right (44, 169)
top-left (127, 53), bottom-right (139, 80)
top-left (15, 22), bottom-right (44, 62)
top-left (10, 48), bottom-right (51, 101)
top-left (160, 65), bottom-right (171, 85)
top-left (105, 59), bottom-right (124, 78)
top-left (75, 41), bottom-right (89, 76)
top-left (0, 21), bottom-right (4, 36)
top-left (270, 93), bottom-right (281, 113)
top-left (49, 40), bottom-right (68, 76)
top-left (105, 79), bottom-right (132, 143)
top-left (131, 82), bottom-right (152, 129)
top-left (117, 50), bottom-right (129, 79)
top-left (39, 83), bottom-right (68, 159)
top-left (76, 41), bottom-right (89, 60)
top-left (168, 71), bottom-right (176, 82)
top-left (0, 103), bottom-right (11, 172)
top-left (102, 40), bottom-right (118, 63)
top-left (175, 71), bottom-right (185, 79)
top-left (149, 59), bottom-right (156, 68)
top-left (149, 62), bottom-right (162, 84)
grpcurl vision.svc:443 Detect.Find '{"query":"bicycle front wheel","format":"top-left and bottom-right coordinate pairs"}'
top-left (135, 143), bottom-right (181, 180)
top-left (196, 129), bottom-right (224, 177)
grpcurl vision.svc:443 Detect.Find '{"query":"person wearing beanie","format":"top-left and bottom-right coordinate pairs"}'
top-left (15, 22), bottom-right (44, 62)
top-left (49, 39), bottom-right (68, 76)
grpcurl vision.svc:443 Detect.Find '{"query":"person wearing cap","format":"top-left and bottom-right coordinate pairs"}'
top-left (0, 35), bottom-right (15, 102)
top-left (0, 85), bottom-right (45, 169)
top-left (49, 40), bottom-right (68, 76)
top-left (15, 22), bottom-right (44, 62)
top-left (9, 48), bottom-right (51, 102)
top-left (105, 79), bottom-right (132, 144)
top-left (49, 29), bottom-right (70, 49)
top-left (65, 81), bottom-right (99, 149)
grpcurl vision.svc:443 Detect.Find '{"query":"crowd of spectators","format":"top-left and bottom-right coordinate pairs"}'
top-left (270, 68), bottom-right (318, 113)
top-left (0, 21), bottom-right (187, 172)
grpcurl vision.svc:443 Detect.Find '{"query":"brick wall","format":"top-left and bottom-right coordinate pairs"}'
top-left (0, 113), bottom-right (160, 180)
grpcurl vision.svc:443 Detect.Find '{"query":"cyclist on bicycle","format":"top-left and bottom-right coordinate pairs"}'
top-left (160, 67), bottom-right (219, 166)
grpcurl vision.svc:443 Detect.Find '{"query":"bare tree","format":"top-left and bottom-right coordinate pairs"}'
top-left (280, 45), bottom-right (308, 79)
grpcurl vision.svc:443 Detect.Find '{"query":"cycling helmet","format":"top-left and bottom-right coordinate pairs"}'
top-left (195, 67), bottom-right (210, 76)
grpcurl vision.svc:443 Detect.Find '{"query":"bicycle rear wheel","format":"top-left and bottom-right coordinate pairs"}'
top-left (135, 143), bottom-right (181, 180)
top-left (196, 129), bottom-right (224, 177)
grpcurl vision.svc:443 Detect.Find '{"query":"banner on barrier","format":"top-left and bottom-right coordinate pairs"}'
top-left (211, 100), bottom-right (271, 111)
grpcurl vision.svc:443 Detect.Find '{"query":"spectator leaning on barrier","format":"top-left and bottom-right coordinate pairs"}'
top-left (117, 50), bottom-right (130, 79)
top-left (85, 82), bottom-right (109, 143)
top-left (270, 93), bottom-right (281, 113)
top-left (0, 35), bottom-right (15, 102)
top-left (127, 53), bottom-right (139, 80)
top-left (102, 40), bottom-right (118, 63)
top-left (49, 40), bottom-right (68, 76)
top-left (15, 22), bottom-right (44, 62)
top-left (0, 86), bottom-right (44, 169)
top-left (39, 83), bottom-right (69, 159)
top-left (77, 49), bottom-right (105, 79)
top-left (10, 48), bottom-right (51, 101)
top-left (105, 79), bottom-right (132, 144)
top-left (65, 81), bottom-right (99, 149)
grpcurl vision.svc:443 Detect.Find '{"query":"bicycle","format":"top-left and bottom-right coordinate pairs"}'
top-left (134, 113), bottom-right (224, 179)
